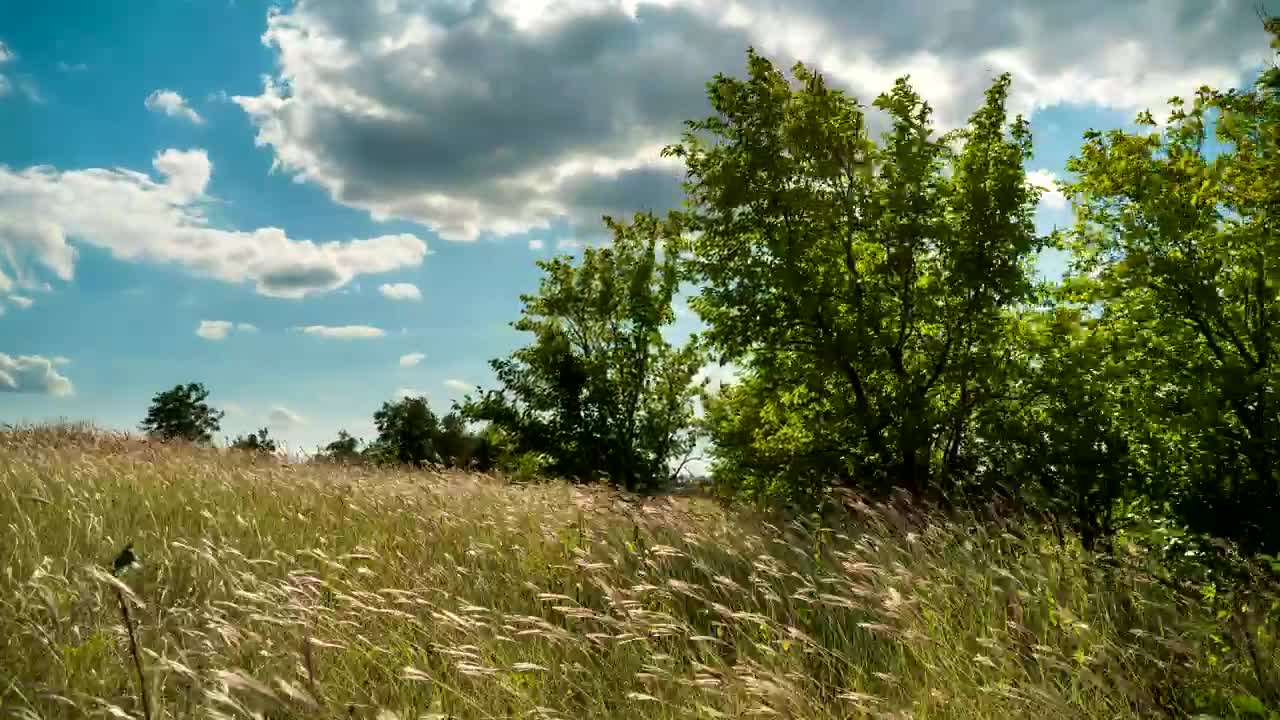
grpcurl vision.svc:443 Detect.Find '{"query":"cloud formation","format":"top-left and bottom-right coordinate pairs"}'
top-left (378, 282), bottom-right (422, 301)
top-left (0, 41), bottom-right (13, 97)
top-left (233, 0), bottom-right (1268, 243)
top-left (144, 89), bottom-right (205, 124)
top-left (196, 319), bottom-right (257, 341)
top-left (399, 352), bottom-right (425, 367)
top-left (0, 148), bottom-right (428, 296)
top-left (301, 324), bottom-right (385, 339)
top-left (0, 353), bottom-right (74, 396)
top-left (269, 406), bottom-right (306, 428)
top-left (443, 378), bottom-right (472, 394)
top-left (1026, 169), bottom-right (1067, 210)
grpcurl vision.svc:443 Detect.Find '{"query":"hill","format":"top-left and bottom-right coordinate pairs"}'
top-left (2, 424), bottom-right (1277, 719)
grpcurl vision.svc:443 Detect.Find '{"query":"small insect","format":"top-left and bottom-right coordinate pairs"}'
top-left (112, 542), bottom-right (138, 576)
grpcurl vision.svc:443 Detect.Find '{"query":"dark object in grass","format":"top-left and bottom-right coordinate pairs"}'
top-left (112, 542), bottom-right (136, 576)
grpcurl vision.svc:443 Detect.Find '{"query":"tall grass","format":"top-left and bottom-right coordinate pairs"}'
top-left (1, 423), bottom-right (1276, 719)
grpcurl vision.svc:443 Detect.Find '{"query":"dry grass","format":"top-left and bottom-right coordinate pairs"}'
top-left (1, 423), bottom-right (1274, 719)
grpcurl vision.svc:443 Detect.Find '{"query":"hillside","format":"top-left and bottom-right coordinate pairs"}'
top-left (3, 424), bottom-right (1277, 719)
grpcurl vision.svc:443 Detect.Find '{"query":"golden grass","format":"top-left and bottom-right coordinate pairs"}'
top-left (1, 423), bottom-right (1273, 719)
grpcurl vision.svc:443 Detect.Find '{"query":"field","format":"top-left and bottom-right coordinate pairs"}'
top-left (2, 424), bottom-right (1276, 719)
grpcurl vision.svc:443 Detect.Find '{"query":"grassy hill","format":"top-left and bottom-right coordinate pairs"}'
top-left (2, 424), bottom-right (1276, 719)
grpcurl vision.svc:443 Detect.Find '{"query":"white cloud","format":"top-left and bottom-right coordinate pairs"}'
top-left (399, 352), bottom-right (425, 367)
top-left (0, 353), bottom-right (73, 397)
top-left (232, 0), bottom-right (1268, 244)
top-left (196, 319), bottom-right (258, 340)
top-left (443, 378), bottom-right (472, 394)
top-left (151, 148), bottom-right (212, 200)
top-left (269, 406), bottom-right (306, 428)
top-left (195, 320), bottom-right (229, 340)
top-left (144, 89), bottom-right (205, 124)
top-left (56, 61), bottom-right (88, 73)
top-left (7, 294), bottom-right (32, 309)
top-left (0, 42), bottom-right (13, 98)
top-left (396, 387), bottom-right (426, 400)
top-left (528, 238), bottom-right (545, 251)
top-left (1026, 168), bottom-right (1067, 210)
top-left (301, 324), bottom-right (385, 339)
top-left (378, 282), bottom-right (422, 301)
top-left (0, 148), bottom-right (428, 296)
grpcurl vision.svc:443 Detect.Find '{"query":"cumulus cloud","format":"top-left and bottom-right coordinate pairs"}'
top-left (0, 353), bottom-right (74, 396)
top-left (269, 406), bottom-right (306, 428)
top-left (196, 320), bottom-right (232, 340)
top-left (301, 324), bottom-right (385, 339)
top-left (232, 0), bottom-right (1268, 244)
top-left (443, 378), bottom-right (472, 394)
top-left (196, 319), bottom-right (258, 340)
top-left (378, 282), bottom-right (421, 301)
top-left (528, 238), bottom-right (545, 251)
top-left (396, 387), bottom-right (426, 400)
top-left (7, 294), bottom-right (32, 309)
top-left (0, 41), bottom-right (12, 98)
top-left (399, 352), bottom-right (425, 367)
top-left (1027, 168), bottom-right (1068, 210)
top-left (0, 148), bottom-right (428, 296)
top-left (144, 89), bottom-right (205, 124)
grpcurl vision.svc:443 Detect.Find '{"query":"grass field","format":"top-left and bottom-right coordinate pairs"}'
top-left (2, 424), bottom-right (1276, 719)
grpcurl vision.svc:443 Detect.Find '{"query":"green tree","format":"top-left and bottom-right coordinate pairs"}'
top-left (230, 427), bottom-right (278, 455)
top-left (372, 395), bottom-right (441, 467)
top-left (667, 51), bottom-right (1045, 501)
top-left (139, 382), bottom-right (224, 444)
top-left (317, 429), bottom-right (363, 464)
top-left (463, 212), bottom-right (704, 493)
top-left (974, 306), bottom-right (1145, 550)
top-left (1063, 70), bottom-right (1280, 553)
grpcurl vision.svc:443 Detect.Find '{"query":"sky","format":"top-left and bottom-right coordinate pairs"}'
top-left (0, 0), bottom-right (1272, 457)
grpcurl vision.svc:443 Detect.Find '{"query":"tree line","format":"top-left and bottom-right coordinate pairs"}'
top-left (138, 20), bottom-right (1280, 560)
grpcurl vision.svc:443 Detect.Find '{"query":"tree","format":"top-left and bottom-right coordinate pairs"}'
top-left (316, 429), bottom-right (362, 464)
top-left (974, 306), bottom-right (1145, 550)
top-left (1063, 67), bottom-right (1280, 554)
top-left (230, 427), bottom-right (278, 455)
top-left (463, 212), bottom-right (704, 493)
top-left (666, 51), bottom-right (1045, 501)
top-left (372, 395), bottom-right (440, 467)
top-left (139, 382), bottom-right (224, 444)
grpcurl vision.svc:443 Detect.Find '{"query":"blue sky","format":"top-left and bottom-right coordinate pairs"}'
top-left (0, 0), bottom-right (1271, 455)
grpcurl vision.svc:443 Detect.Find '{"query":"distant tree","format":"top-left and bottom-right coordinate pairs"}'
top-left (372, 395), bottom-right (441, 467)
top-left (139, 382), bottom-right (224, 444)
top-left (317, 429), bottom-right (363, 464)
top-left (230, 427), bottom-right (278, 455)
top-left (435, 410), bottom-right (497, 471)
top-left (462, 212), bottom-right (704, 493)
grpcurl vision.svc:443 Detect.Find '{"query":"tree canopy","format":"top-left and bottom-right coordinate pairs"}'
top-left (666, 52), bottom-right (1044, 502)
top-left (462, 212), bottom-right (703, 493)
top-left (139, 382), bottom-right (224, 444)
